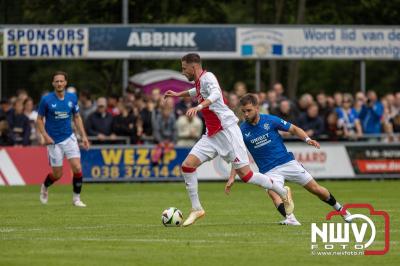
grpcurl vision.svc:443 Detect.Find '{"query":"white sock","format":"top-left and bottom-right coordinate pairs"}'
top-left (334, 202), bottom-right (342, 211)
top-left (286, 213), bottom-right (294, 219)
top-left (73, 192), bottom-right (80, 201)
top-left (182, 170), bottom-right (202, 211)
top-left (247, 172), bottom-right (287, 197)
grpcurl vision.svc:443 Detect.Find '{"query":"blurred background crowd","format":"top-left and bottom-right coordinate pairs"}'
top-left (0, 82), bottom-right (399, 148)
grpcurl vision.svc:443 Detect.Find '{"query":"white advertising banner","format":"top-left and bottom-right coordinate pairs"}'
top-left (237, 27), bottom-right (400, 59)
top-left (197, 144), bottom-right (355, 180)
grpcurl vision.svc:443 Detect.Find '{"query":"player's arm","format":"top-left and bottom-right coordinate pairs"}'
top-left (73, 114), bottom-right (90, 150)
top-left (288, 124), bottom-right (320, 149)
top-left (164, 89), bottom-right (191, 98)
top-left (224, 165), bottom-right (237, 195)
top-left (36, 115), bottom-right (54, 145)
top-left (186, 79), bottom-right (219, 117)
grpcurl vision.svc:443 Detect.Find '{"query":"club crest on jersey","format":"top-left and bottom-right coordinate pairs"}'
top-left (68, 101), bottom-right (73, 108)
top-left (263, 123), bottom-right (270, 131)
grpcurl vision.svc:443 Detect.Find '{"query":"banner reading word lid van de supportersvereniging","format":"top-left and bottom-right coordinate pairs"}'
top-left (87, 26), bottom-right (236, 59)
top-left (3, 27), bottom-right (88, 58)
top-left (237, 27), bottom-right (400, 59)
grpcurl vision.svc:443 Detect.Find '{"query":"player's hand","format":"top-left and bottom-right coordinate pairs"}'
top-left (44, 135), bottom-right (54, 145)
top-left (225, 178), bottom-right (235, 195)
top-left (186, 107), bottom-right (198, 118)
top-left (306, 139), bottom-right (320, 149)
top-left (81, 136), bottom-right (90, 150)
top-left (164, 90), bottom-right (180, 99)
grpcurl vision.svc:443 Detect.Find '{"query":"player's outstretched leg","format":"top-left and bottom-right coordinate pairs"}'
top-left (237, 166), bottom-right (295, 215)
top-left (267, 190), bottom-right (301, 226)
top-left (303, 179), bottom-right (352, 223)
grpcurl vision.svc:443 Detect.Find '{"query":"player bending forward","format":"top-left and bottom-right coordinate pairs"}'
top-left (225, 94), bottom-right (352, 224)
top-left (37, 71), bottom-right (90, 207)
top-left (164, 53), bottom-right (293, 227)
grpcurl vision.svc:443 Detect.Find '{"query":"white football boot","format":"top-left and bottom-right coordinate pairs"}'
top-left (279, 213), bottom-right (301, 226)
top-left (281, 186), bottom-right (294, 215)
top-left (39, 184), bottom-right (48, 204)
top-left (72, 194), bottom-right (87, 207)
top-left (340, 207), bottom-right (352, 223)
top-left (182, 209), bottom-right (205, 227)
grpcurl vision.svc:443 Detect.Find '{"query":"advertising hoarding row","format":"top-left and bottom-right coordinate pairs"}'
top-left (1, 25), bottom-right (400, 60)
top-left (0, 143), bottom-right (398, 185)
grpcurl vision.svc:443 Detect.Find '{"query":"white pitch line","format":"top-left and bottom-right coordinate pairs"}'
top-left (0, 236), bottom-right (275, 245)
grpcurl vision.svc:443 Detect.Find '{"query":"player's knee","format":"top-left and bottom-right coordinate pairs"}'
top-left (181, 164), bottom-right (196, 174)
top-left (239, 170), bottom-right (253, 183)
top-left (52, 172), bottom-right (63, 179)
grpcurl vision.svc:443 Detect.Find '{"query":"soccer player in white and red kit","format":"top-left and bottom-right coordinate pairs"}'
top-left (164, 53), bottom-right (293, 226)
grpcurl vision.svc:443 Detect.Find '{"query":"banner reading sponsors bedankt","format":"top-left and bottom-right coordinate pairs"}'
top-left (3, 27), bottom-right (88, 59)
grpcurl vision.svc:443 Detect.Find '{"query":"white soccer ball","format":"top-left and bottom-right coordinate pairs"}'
top-left (161, 207), bottom-right (183, 227)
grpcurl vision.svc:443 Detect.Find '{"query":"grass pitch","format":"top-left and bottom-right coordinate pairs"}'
top-left (0, 180), bottom-right (399, 266)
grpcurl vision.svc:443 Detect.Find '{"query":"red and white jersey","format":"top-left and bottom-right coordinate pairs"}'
top-left (189, 70), bottom-right (238, 136)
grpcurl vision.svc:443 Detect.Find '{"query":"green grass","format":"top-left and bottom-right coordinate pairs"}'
top-left (0, 180), bottom-right (399, 266)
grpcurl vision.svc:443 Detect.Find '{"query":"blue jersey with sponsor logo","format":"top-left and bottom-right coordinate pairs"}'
top-left (38, 91), bottom-right (79, 144)
top-left (240, 114), bottom-right (294, 173)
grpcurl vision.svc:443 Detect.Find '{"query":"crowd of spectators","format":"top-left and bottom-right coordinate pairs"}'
top-left (1, 82), bottom-right (400, 148)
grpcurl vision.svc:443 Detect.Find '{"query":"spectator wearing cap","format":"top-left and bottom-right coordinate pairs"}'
top-left (86, 97), bottom-right (114, 142)
top-left (358, 90), bottom-right (384, 134)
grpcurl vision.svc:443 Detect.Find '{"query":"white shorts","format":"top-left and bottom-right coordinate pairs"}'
top-left (47, 134), bottom-right (80, 167)
top-left (266, 160), bottom-right (313, 187)
top-left (190, 124), bottom-right (249, 169)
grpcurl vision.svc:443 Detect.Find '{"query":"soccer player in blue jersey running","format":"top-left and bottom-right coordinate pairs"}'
top-left (37, 71), bottom-right (90, 207)
top-left (225, 94), bottom-right (352, 225)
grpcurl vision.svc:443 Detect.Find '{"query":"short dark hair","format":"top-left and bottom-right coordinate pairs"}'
top-left (181, 53), bottom-right (201, 64)
top-left (52, 71), bottom-right (68, 81)
top-left (240, 93), bottom-right (259, 106)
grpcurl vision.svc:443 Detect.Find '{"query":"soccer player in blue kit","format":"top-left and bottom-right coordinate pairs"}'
top-left (225, 94), bottom-right (352, 224)
top-left (37, 71), bottom-right (90, 207)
